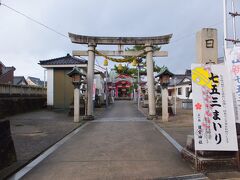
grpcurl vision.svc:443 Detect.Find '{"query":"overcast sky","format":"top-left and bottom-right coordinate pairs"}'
top-left (0, 0), bottom-right (235, 80)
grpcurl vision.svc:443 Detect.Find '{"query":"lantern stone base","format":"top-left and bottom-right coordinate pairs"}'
top-left (181, 135), bottom-right (240, 171)
top-left (156, 106), bottom-right (174, 116)
top-left (68, 106), bottom-right (85, 116)
top-left (147, 115), bottom-right (157, 120)
top-left (82, 115), bottom-right (94, 121)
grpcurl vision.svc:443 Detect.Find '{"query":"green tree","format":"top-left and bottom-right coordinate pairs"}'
top-left (113, 45), bottom-right (163, 76)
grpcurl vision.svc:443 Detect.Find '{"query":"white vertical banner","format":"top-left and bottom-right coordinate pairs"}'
top-left (191, 64), bottom-right (238, 151)
top-left (226, 47), bottom-right (240, 123)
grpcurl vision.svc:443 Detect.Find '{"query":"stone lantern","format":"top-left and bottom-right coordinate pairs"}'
top-left (67, 66), bottom-right (85, 122)
top-left (155, 67), bottom-right (174, 122)
top-left (156, 67), bottom-right (174, 89)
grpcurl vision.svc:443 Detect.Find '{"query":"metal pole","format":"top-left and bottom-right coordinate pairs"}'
top-left (43, 69), bottom-right (47, 88)
top-left (223, 0), bottom-right (228, 51)
top-left (137, 64), bottom-right (140, 110)
top-left (105, 67), bottom-right (108, 108)
top-left (174, 78), bottom-right (177, 115)
top-left (231, 0), bottom-right (237, 47)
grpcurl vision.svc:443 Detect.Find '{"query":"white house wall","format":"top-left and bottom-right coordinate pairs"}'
top-left (95, 75), bottom-right (104, 94)
top-left (47, 69), bottom-right (54, 106)
top-left (169, 84), bottom-right (192, 100)
top-left (177, 85), bottom-right (191, 99)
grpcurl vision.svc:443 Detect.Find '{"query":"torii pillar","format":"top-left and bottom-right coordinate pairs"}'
top-left (87, 43), bottom-right (96, 120)
top-left (145, 44), bottom-right (156, 118)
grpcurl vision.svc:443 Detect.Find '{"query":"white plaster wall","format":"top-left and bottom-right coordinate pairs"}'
top-left (47, 69), bottom-right (54, 106)
top-left (169, 84), bottom-right (192, 100)
top-left (176, 85), bottom-right (191, 100)
top-left (95, 75), bottom-right (105, 94)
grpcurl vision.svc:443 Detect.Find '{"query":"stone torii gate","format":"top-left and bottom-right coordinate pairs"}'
top-left (69, 33), bottom-right (172, 120)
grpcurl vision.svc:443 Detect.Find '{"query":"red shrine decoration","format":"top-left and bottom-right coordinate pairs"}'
top-left (115, 74), bottom-right (133, 98)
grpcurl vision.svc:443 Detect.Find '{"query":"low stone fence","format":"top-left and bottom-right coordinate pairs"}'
top-left (0, 84), bottom-right (46, 97)
top-left (0, 84), bottom-right (47, 118)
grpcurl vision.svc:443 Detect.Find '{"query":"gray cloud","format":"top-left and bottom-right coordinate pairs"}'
top-left (0, 0), bottom-right (228, 79)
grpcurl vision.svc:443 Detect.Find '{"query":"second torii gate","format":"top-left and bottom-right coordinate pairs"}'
top-left (69, 33), bottom-right (172, 120)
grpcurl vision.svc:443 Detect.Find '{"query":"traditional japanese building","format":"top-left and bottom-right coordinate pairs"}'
top-left (39, 54), bottom-right (87, 109)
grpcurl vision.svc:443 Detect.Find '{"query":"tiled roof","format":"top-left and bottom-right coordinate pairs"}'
top-left (28, 76), bottom-right (44, 87)
top-left (155, 67), bottom-right (174, 78)
top-left (39, 54), bottom-right (87, 65)
top-left (13, 76), bottom-right (26, 85)
top-left (169, 75), bottom-right (191, 87)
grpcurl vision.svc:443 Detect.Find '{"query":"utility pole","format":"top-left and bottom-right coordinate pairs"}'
top-left (223, 0), bottom-right (240, 50)
top-left (174, 77), bottom-right (177, 115)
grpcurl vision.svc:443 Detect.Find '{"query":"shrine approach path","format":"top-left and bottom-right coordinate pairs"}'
top-left (22, 100), bottom-right (195, 179)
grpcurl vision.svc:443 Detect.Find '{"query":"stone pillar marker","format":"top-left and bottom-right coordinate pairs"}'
top-left (145, 44), bottom-right (156, 118)
top-left (162, 88), bottom-right (169, 122)
top-left (87, 43), bottom-right (96, 120)
top-left (74, 87), bottom-right (80, 122)
top-left (156, 67), bottom-right (173, 122)
top-left (196, 28), bottom-right (218, 64)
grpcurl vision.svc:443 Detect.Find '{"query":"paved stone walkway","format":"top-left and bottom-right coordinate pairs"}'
top-left (22, 101), bottom-right (197, 180)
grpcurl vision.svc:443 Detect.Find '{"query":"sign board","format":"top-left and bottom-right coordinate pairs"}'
top-left (226, 47), bottom-right (240, 123)
top-left (196, 28), bottom-right (218, 64)
top-left (191, 64), bottom-right (238, 151)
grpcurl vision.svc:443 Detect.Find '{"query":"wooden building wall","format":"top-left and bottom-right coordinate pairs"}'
top-left (54, 69), bottom-right (74, 109)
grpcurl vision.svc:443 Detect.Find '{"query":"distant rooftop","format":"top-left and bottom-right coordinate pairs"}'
top-left (28, 76), bottom-right (44, 87)
top-left (13, 76), bottom-right (27, 85)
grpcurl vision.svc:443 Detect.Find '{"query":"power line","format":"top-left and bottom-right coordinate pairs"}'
top-left (0, 2), bottom-right (90, 55)
top-left (1, 3), bottom-right (69, 39)
top-left (171, 20), bottom-right (225, 45)
top-left (0, 1), bottom-right (230, 67)
top-left (0, 2), bottom-right (227, 48)
top-left (0, 2), bottom-right (108, 70)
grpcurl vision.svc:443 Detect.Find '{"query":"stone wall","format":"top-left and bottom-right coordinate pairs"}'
top-left (0, 96), bottom-right (46, 119)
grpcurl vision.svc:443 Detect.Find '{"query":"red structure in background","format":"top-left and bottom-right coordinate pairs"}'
top-left (115, 80), bottom-right (132, 97)
top-left (114, 74), bottom-right (133, 98)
